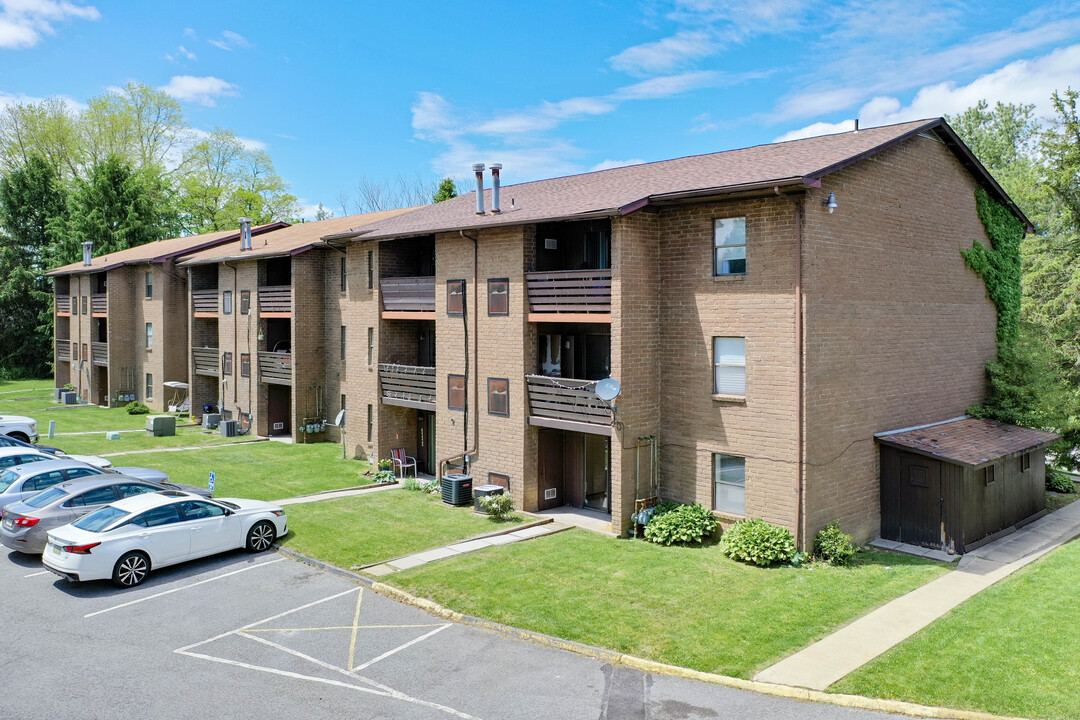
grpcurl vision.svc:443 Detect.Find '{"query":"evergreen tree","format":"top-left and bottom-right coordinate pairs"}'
top-left (432, 177), bottom-right (458, 203)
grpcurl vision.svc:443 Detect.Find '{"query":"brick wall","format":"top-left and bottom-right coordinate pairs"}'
top-left (341, 242), bottom-right (381, 460)
top-left (292, 252), bottom-right (327, 441)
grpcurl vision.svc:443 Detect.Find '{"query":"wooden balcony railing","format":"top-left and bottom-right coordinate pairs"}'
top-left (91, 342), bottom-right (108, 366)
top-left (192, 347), bottom-right (220, 376)
top-left (192, 290), bottom-right (219, 315)
top-left (525, 269), bottom-right (611, 322)
top-left (379, 364), bottom-right (436, 410)
top-left (55, 339), bottom-right (71, 362)
top-left (258, 285), bottom-right (291, 317)
top-left (258, 351), bottom-right (292, 386)
top-left (91, 294), bottom-right (107, 316)
top-left (55, 295), bottom-right (71, 315)
top-left (380, 276), bottom-right (435, 316)
top-left (525, 375), bottom-right (612, 435)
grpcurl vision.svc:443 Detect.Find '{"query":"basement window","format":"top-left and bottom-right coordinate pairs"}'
top-left (713, 217), bottom-right (747, 276)
top-left (488, 473), bottom-right (510, 491)
top-left (713, 454), bottom-right (745, 516)
top-left (145, 373), bottom-right (154, 400)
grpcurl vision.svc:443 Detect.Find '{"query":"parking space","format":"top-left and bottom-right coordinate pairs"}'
top-left (2, 548), bottom-right (904, 720)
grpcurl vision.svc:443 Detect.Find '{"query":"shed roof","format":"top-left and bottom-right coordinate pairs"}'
top-left (177, 208), bottom-right (419, 266)
top-left (324, 118), bottom-right (1030, 243)
top-left (46, 223), bottom-right (289, 276)
top-left (876, 417), bottom-right (1060, 468)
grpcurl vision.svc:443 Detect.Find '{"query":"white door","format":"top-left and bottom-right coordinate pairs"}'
top-left (130, 504), bottom-right (190, 565)
top-left (179, 500), bottom-right (241, 556)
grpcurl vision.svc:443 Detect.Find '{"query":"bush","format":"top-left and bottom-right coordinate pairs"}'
top-left (720, 518), bottom-right (796, 566)
top-left (479, 492), bottom-right (515, 520)
top-left (125, 400), bottom-right (150, 415)
top-left (643, 503), bottom-right (717, 546)
top-left (1047, 468), bottom-right (1076, 494)
top-left (814, 521), bottom-right (859, 566)
top-left (403, 477), bottom-right (423, 491)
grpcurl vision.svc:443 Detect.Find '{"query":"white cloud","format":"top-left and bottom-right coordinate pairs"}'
top-left (610, 30), bottom-right (716, 75)
top-left (474, 97), bottom-right (615, 135)
top-left (208, 29), bottom-right (251, 51)
top-left (0, 0), bottom-right (100, 49)
top-left (611, 70), bottom-right (730, 100)
top-left (160, 75), bottom-right (238, 106)
top-left (590, 158), bottom-right (646, 172)
top-left (165, 44), bottom-right (196, 63)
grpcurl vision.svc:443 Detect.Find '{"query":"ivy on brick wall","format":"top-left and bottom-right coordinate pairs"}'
top-left (961, 188), bottom-right (1024, 351)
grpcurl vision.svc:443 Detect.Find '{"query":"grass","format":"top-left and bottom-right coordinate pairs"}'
top-left (279, 489), bottom-right (525, 568)
top-left (1045, 490), bottom-right (1079, 512)
top-left (388, 530), bottom-right (951, 679)
top-left (54, 426), bottom-right (251, 455)
top-left (0, 379), bottom-right (181, 434)
top-left (834, 538), bottom-right (1080, 720)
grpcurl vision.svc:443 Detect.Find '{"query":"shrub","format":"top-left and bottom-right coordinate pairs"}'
top-left (423, 479), bottom-right (441, 494)
top-left (814, 520), bottom-right (859, 566)
top-left (479, 492), bottom-right (515, 520)
top-left (643, 503), bottom-right (717, 546)
top-left (125, 400), bottom-right (150, 415)
top-left (373, 459), bottom-right (397, 483)
top-left (403, 477), bottom-right (422, 491)
top-left (1047, 468), bottom-right (1076, 494)
top-left (720, 518), bottom-right (796, 566)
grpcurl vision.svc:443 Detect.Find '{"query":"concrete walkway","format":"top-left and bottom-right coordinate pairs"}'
top-left (755, 499), bottom-right (1080, 690)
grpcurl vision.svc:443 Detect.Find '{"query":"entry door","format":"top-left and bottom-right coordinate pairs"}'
top-left (899, 456), bottom-right (942, 548)
top-left (537, 429), bottom-right (564, 510)
top-left (417, 411), bottom-right (435, 475)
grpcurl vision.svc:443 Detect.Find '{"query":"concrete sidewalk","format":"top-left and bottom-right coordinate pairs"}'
top-left (755, 499), bottom-right (1080, 690)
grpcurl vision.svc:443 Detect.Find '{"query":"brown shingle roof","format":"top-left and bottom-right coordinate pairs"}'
top-left (876, 417), bottom-right (1060, 467)
top-left (177, 208), bottom-right (419, 266)
top-left (327, 118), bottom-right (1029, 243)
top-left (46, 223), bottom-right (287, 276)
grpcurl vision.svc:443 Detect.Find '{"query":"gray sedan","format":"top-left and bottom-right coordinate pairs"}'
top-left (1, 477), bottom-right (212, 554)
top-left (0, 460), bottom-right (170, 514)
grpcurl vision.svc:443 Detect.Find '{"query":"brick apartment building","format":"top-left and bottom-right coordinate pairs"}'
top-left (49, 118), bottom-right (1041, 548)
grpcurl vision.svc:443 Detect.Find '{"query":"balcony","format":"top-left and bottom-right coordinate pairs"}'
top-left (379, 364), bottom-right (436, 410)
top-left (91, 294), bottom-right (108, 317)
top-left (192, 347), bottom-right (220, 376)
top-left (258, 285), bottom-right (291, 318)
top-left (192, 290), bottom-right (219, 317)
top-left (258, 351), bottom-right (292, 386)
top-left (55, 339), bottom-right (71, 362)
top-left (525, 375), bottom-right (612, 436)
top-left (91, 342), bottom-right (108, 366)
top-left (56, 295), bottom-right (71, 315)
top-left (380, 276), bottom-right (435, 319)
top-left (525, 269), bottom-right (611, 322)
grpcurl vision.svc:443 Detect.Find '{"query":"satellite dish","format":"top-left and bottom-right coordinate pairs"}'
top-left (594, 378), bottom-right (622, 402)
top-left (333, 409), bottom-right (346, 428)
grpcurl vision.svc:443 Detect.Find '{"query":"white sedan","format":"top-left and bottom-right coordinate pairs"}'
top-left (43, 491), bottom-right (287, 587)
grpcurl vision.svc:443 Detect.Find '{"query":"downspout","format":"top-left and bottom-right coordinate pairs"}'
top-left (439, 230), bottom-right (481, 480)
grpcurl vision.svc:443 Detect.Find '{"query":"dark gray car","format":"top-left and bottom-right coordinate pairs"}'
top-left (0, 460), bottom-right (170, 514)
top-left (1, 477), bottom-right (212, 554)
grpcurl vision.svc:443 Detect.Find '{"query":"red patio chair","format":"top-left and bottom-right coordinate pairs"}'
top-left (390, 447), bottom-right (417, 479)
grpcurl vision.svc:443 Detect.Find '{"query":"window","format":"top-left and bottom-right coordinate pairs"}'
top-left (132, 504), bottom-right (181, 527)
top-left (240, 353), bottom-right (251, 378)
top-left (82, 343), bottom-right (88, 361)
top-left (117, 483), bottom-right (156, 498)
top-left (222, 290), bottom-right (233, 315)
top-left (367, 250), bottom-right (373, 289)
top-left (487, 377), bottom-right (509, 416)
top-left (145, 322), bottom-right (153, 349)
top-left (340, 326), bottom-right (347, 360)
top-left (65, 467), bottom-right (101, 480)
top-left (70, 341), bottom-right (77, 359)
top-left (222, 352), bottom-right (233, 375)
top-left (81, 296), bottom-right (88, 314)
top-left (448, 374), bottom-right (466, 410)
top-left (145, 271), bottom-right (153, 299)
top-left (488, 472), bottom-right (510, 491)
top-left (67, 486), bottom-right (119, 507)
top-left (25, 470), bottom-right (67, 492)
top-left (72, 296), bottom-right (78, 315)
top-left (145, 373), bottom-right (153, 399)
top-left (179, 500), bottom-right (226, 520)
top-left (366, 404), bottom-right (373, 443)
top-left (240, 290), bottom-right (251, 315)
top-left (488, 278), bottom-right (509, 316)
top-left (367, 327), bottom-right (374, 366)
top-left (713, 217), bottom-right (747, 276)
top-left (340, 394), bottom-right (346, 412)
top-left (447, 279), bottom-right (465, 316)
top-left (984, 464), bottom-right (996, 485)
top-left (713, 337), bottom-right (746, 396)
top-left (713, 454), bottom-right (746, 516)
top-left (340, 256), bottom-right (348, 292)
top-left (1020, 452), bottom-right (1031, 472)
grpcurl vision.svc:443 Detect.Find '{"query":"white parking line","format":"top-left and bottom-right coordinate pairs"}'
top-left (24, 570), bottom-right (51, 578)
top-left (85, 557), bottom-right (286, 618)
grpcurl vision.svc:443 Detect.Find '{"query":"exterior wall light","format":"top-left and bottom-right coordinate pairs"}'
top-left (823, 191), bottom-right (838, 213)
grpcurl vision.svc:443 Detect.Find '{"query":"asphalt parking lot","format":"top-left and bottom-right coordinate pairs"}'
top-left (1, 546), bottom-right (910, 720)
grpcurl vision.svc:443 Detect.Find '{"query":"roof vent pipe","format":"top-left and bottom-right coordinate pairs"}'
top-left (854, 119), bottom-right (859, 132)
top-left (82, 242), bottom-right (93, 266)
top-left (473, 163), bottom-right (486, 215)
top-left (239, 217), bottom-right (253, 251)
top-left (490, 163), bottom-right (502, 214)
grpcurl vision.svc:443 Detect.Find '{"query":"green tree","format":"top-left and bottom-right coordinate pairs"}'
top-left (0, 155), bottom-right (68, 376)
top-left (433, 177), bottom-right (458, 203)
top-left (80, 82), bottom-right (187, 175)
top-left (0, 98), bottom-right (83, 179)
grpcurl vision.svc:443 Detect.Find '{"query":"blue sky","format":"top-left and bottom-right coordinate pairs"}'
top-left (2, 0), bottom-right (1079, 219)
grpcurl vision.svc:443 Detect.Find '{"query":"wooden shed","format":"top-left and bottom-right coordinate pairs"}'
top-left (876, 417), bottom-right (1059, 554)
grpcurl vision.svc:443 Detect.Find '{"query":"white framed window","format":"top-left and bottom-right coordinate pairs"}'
top-left (713, 337), bottom-right (746, 396)
top-left (145, 373), bottom-right (153, 400)
top-left (713, 217), bottom-right (746, 276)
top-left (145, 322), bottom-right (153, 349)
top-left (713, 453), bottom-right (745, 516)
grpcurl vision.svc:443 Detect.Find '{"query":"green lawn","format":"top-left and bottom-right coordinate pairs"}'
top-left (1045, 490), bottom-right (1079, 512)
top-left (116, 442), bottom-right (373, 501)
top-left (55, 426), bottom-right (252, 455)
top-left (0, 380), bottom-right (182, 434)
top-left (280, 489), bottom-right (524, 568)
top-left (388, 530), bottom-right (951, 679)
top-left (834, 539), bottom-right (1080, 720)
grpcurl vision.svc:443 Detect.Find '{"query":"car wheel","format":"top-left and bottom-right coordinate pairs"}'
top-left (8, 432), bottom-right (29, 443)
top-left (112, 551), bottom-right (150, 588)
top-left (246, 521), bottom-right (275, 552)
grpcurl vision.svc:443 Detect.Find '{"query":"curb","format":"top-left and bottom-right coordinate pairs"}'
top-left (273, 545), bottom-right (373, 587)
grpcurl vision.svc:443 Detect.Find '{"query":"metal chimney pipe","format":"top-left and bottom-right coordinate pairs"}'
top-left (473, 163), bottom-right (486, 215)
top-left (490, 163), bottom-right (502, 214)
top-left (239, 217), bottom-right (252, 251)
top-left (82, 242), bottom-right (93, 266)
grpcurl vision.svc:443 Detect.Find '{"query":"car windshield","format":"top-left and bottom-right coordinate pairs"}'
top-left (24, 486), bottom-right (68, 508)
top-left (72, 506), bottom-right (129, 532)
top-left (0, 470), bottom-right (19, 492)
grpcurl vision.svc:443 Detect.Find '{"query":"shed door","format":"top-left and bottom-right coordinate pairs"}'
top-left (899, 455), bottom-right (942, 548)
